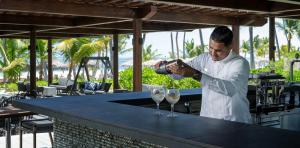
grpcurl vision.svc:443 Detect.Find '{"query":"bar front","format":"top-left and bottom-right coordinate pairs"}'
top-left (13, 89), bottom-right (300, 148)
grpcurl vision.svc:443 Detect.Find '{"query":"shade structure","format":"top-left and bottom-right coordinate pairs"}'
top-left (1, 0), bottom-right (300, 92)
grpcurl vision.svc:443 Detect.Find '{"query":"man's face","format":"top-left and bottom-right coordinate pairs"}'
top-left (209, 39), bottom-right (232, 61)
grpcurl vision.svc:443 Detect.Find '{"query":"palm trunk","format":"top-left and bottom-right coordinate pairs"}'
top-left (0, 39), bottom-right (9, 82)
top-left (73, 66), bottom-right (76, 80)
top-left (275, 29), bottom-right (280, 60)
top-left (67, 62), bottom-right (73, 79)
top-left (142, 33), bottom-right (146, 46)
top-left (288, 38), bottom-right (291, 53)
top-left (170, 32), bottom-right (175, 59)
top-left (175, 32), bottom-right (179, 59)
top-left (43, 60), bottom-right (48, 81)
top-left (92, 51), bottom-right (101, 77)
top-left (103, 45), bottom-right (108, 81)
top-left (199, 29), bottom-right (204, 47)
top-left (109, 36), bottom-right (113, 70)
top-left (249, 27), bottom-right (255, 69)
top-left (39, 59), bottom-right (44, 80)
top-left (183, 32), bottom-right (186, 59)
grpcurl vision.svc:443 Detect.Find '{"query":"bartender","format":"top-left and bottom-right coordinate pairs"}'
top-left (157, 26), bottom-right (252, 124)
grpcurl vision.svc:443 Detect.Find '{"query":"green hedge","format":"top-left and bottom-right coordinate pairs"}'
top-left (119, 67), bottom-right (201, 90)
top-left (250, 58), bottom-right (300, 82)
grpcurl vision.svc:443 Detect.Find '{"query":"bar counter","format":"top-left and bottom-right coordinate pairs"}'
top-left (13, 88), bottom-right (300, 148)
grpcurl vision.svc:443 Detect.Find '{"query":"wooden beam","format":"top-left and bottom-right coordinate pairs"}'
top-left (238, 17), bottom-right (268, 26)
top-left (0, 19), bottom-right (130, 37)
top-left (0, 14), bottom-right (126, 27)
top-left (275, 10), bottom-right (300, 17)
top-left (29, 27), bottom-right (36, 97)
top-left (133, 18), bottom-right (142, 92)
top-left (0, 24), bottom-right (34, 31)
top-left (0, 14), bottom-right (74, 27)
top-left (0, 35), bottom-right (66, 39)
top-left (232, 25), bottom-right (240, 55)
top-left (145, 0), bottom-right (300, 13)
top-left (0, 0), bottom-right (267, 26)
top-left (0, 32), bottom-right (99, 37)
top-left (0, 0), bottom-right (135, 19)
top-left (135, 5), bottom-right (157, 20)
top-left (151, 11), bottom-right (267, 26)
top-left (269, 17), bottom-right (275, 62)
top-left (112, 34), bottom-right (119, 90)
top-left (93, 21), bottom-right (214, 31)
top-left (269, 0), bottom-right (300, 12)
top-left (47, 38), bottom-right (53, 85)
top-left (144, 0), bottom-right (270, 13)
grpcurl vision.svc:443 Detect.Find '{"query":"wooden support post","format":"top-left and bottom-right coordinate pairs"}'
top-left (30, 28), bottom-right (36, 96)
top-left (47, 38), bottom-right (53, 85)
top-left (133, 18), bottom-right (142, 92)
top-left (232, 25), bottom-right (240, 55)
top-left (269, 17), bottom-right (275, 62)
top-left (113, 34), bottom-right (119, 90)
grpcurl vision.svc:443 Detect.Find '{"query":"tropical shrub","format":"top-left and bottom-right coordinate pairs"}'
top-left (250, 51), bottom-right (300, 82)
top-left (36, 80), bottom-right (48, 87)
top-left (119, 67), bottom-right (200, 90)
top-left (5, 83), bottom-right (17, 92)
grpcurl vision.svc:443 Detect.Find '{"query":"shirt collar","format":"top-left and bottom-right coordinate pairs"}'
top-left (216, 50), bottom-right (237, 63)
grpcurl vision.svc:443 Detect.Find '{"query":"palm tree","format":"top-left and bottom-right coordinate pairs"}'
top-left (142, 45), bottom-right (160, 61)
top-left (249, 27), bottom-right (255, 69)
top-left (185, 39), bottom-right (206, 58)
top-left (36, 39), bottom-right (48, 80)
top-left (199, 29), bottom-right (205, 48)
top-left (241, 40), bottom-right (249, 58)
top-left (169, 32), bottom-right (175, 59)
top-left (175, 32), bottom-right (180, 59)
top-left (118, 34), bottom-right (132, 55)
top-left (56, 38), bottom-right (103, 79)
top-left (0, 39), bottom-right (27, 82)
top-left (182, 32), bottom-right (186, 59)
top-left (276, 19), bottom-right (299, 52)
top-left (254, 36), bottom-right (269, 58)
top-left (275, 28), bottom-right (281, 60)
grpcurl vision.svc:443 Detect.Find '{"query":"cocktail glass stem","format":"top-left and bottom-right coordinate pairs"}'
top-left (171, 104), bottom-right (174, 116)
top-left (155, 103), bottom-right (163, 115)
top-left (168, 104), bottom-right (177, 117)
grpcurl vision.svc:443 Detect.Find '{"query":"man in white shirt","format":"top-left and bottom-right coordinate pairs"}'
top-left (161, 26), bottom-right (252, 124)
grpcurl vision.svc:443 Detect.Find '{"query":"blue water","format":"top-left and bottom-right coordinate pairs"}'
top-left (0, 56), bottom-right (132, 79)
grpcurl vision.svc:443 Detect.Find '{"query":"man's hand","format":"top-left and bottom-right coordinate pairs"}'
top-left (166, 59), bottom-right (196, 77)
top-left (154, 61), bottom-right (167, 69)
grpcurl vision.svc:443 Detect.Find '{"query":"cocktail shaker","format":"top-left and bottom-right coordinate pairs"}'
top-left (155, 61), bottom-right (172, 74)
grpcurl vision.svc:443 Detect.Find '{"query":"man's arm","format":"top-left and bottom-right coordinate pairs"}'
top-left (201, 60), bottom-right (249, 97)
top-left (166, 59), bottom-right (201, 80)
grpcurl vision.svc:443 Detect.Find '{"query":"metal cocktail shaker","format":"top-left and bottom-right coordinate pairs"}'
top-left (155, 61), bottom-right (172, 74)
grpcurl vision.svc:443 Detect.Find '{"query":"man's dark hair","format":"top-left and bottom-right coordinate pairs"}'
top-left (210, 26), bottom-right (233, 46)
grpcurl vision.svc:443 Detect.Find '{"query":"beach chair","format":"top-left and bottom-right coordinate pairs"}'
top-left (81, 82), bottom-right (112, 95)
top-left (49, 78), bottom-right (74, 95)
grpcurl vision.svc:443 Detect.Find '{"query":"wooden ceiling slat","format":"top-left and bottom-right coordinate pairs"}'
top-left (145, 0), bottom-right (300, 14)
top-left (0, 0), bottom-right (135, 19)
top-left (0, 0), bottom-right (278, 39)
top-left (0, 14), bottom-right (126, 27)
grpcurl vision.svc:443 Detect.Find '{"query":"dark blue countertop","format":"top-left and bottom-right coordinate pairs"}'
top-left (13, 88), bottom-right (300, 148)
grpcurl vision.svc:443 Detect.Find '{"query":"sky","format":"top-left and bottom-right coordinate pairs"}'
top-left (120, 18), bottom-right (300, 60)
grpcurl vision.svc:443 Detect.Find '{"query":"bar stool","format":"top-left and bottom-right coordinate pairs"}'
top-left (19, 118), bottom-right (53, 148)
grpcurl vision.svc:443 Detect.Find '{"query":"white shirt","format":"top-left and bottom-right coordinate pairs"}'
top-left (187, 51), bottom-right (252, 124)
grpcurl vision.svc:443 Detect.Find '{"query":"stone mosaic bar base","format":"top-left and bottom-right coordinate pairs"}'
top-left (54, 119), bottom-right (166, 148)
